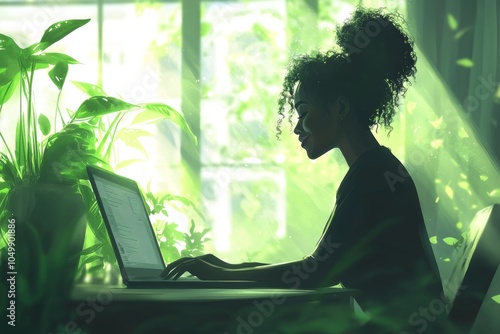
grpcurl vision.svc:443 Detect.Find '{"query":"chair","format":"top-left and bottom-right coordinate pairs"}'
top-left (445, 204), bottom-right (500, 333)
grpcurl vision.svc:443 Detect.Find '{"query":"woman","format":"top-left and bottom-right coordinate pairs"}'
top-left (163, 7), bottom-right (444, 332)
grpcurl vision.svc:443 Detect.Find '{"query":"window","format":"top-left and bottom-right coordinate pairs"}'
top-left (4, 1), bottom-right (498, 279)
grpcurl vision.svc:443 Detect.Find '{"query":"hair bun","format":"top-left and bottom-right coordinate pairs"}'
top-left (336, 7), bottom-right (416, 87)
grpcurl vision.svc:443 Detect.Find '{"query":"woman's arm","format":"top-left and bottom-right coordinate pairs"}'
top-left (162, 253), bottom-right (339, 288)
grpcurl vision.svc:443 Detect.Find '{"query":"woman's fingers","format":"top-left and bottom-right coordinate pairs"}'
top-left (164, 259), bottom-right (196, 280)
top-left (161, 257), bottom-right (193, 278)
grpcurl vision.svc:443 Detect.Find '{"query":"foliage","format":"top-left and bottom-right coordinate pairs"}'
top-left (0, 16), bottom-right (208, 332)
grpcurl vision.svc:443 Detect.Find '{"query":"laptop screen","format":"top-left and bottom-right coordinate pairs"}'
top-left (92, 174), bottom-right (164, 271)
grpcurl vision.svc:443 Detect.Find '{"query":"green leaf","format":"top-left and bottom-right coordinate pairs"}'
top-left (142, 103), bottom-right (198, 146)
top-left (0, 34), bottom-right (21, 53)
top-left (456, 58), bottom-right (474, 68)
top-left (0, 50), bottom-right (20, 86)
top-left (454, 26), bottom-right (473, 40)
top-left (116, 129), bottom-right (150, 158)
top-left (0, 73), bottom-right (19, 106)
top-left (72, 81), bottom-right (106, 97)
top-left (39, 19), bottom-right (91, 51)
top-left (429, 236), bottom-right (437, 244)
top-left (83, 255), bottom-right (102, 265)
top-left (492, 295), bottom-right (500, 304)
top-left (38, 113), bottom-right (51, 136)
top-left (447, 14), bottom-right (458, 31)
top-left (31, 52), bottom-right (79, 65)
top-left (74, 96), bottom-right (137, 119)
top-left (48, 62), bottom-right (69, 90)
top-left (80, 243), bottom-right (103, 256)
top-left (443, 237), bottom-right (458, 246)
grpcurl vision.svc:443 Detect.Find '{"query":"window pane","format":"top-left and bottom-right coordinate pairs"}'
top-left (102, 3), bottom-right (182, 194)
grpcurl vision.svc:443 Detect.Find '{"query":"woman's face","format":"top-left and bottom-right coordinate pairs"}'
top-left (293, 82), bottom-right (343, 159)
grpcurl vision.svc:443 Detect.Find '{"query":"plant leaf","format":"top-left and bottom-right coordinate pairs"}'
top-left (74, 96), bottom-right (137, 119)
top-left (429, 236), bottom-right (437, 244)
top-left (0, 50), bottom-right (20, 86)
top-left (447, 14), bottom-right (458, 31)
top-left (0, 33), bottom-right (21, 53)
top-left (39, 19), bottom-right (91, 51)
top-left (72, 81), bottom-right (106, 97)
top-left (456, 58), bottom-right (474, 68)
top-left (142, 103), bottom-right (198, 146)
top-left (37, 113), bottom-right (51, 136)
top-left (32, 52), bottom-right (79, 65)
top-left (48, 62), bottom-right (69, 90)
top-left (0, 72), bottom-right (19, 106)
top-left (492, 295), bottom-right (500, 304)
top-left (116, 129), bottom-right (150, 158)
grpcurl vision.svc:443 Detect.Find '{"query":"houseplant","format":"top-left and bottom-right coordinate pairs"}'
top-left (0, 18), bottom-right (200, 332)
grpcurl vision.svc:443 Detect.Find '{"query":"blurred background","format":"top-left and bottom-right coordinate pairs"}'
top-left (0, 0), bottom-right (499, 288)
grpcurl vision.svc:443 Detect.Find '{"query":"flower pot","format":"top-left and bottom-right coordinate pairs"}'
top-left (2, 182), bottom-right (86, 331)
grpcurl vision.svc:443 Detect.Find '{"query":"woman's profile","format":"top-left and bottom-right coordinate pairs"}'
top-left (163, 6), bottom-right (444, 332)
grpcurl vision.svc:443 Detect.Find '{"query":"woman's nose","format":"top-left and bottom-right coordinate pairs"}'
top-left (294, 121), bottom-right (302, 135)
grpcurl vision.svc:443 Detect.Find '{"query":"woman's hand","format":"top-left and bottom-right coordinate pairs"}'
top-left (160, 254), bottom-right (268, 280)
top-left (161, 257), bottom-right (226, 280)
top-left (195, 254), bottom-right (267, 269)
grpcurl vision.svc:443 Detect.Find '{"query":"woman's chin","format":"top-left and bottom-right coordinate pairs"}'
top-left (305, 147), bottom-right (330, 160)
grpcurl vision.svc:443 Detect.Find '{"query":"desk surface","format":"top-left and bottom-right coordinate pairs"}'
top-left (71, 284), bottom-right (357, 303)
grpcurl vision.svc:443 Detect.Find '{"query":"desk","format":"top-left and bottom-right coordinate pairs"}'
top-left (68, 284), bottom-right (358, 334)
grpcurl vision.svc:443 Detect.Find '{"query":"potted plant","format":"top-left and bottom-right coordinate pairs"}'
top-left (0, 18), bottom-right (198, 332)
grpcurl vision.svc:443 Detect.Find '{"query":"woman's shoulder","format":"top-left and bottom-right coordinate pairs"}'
top-left (339, 145), bottom-right (419, 200)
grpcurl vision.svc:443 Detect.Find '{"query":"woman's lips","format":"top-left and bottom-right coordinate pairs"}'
top-left (300, 135), bottom-right (310, 147)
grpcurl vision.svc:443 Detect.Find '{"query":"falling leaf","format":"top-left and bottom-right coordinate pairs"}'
top-left (488, 189), bottom-right (500, 197)
top-left (443, 237), bottom-right (458, 246)
top-left (458, 181), bottom-right (472, 195)
top-left (445, 185), bottom-right (454, 199)
top-left (431, 139), bottom-right (443, 149)
top-left (480, 175), bottom-right (488, 181)
top-left (447, 14), bottom-right (458, 31)
top-left (429, 236), bottom-right (437, 244)
top-left (492, 295), bottom-right (500, 304)
top-left (435, 179), bottom-right (442, 184)
top-left (435, 196), bottom-right (440, 203)
top-left (458, 127), bottom-right (469, 138)
top-left (407, 101), bottom-right (417, 115)
top-left (430, 116), bottom-right (443, 129)
top-left (454, 27), bottom-right (473, 40)
top-left (443, 258), bottom-right (451, 262)
top-left (457, 58), bottom-right (474, 68)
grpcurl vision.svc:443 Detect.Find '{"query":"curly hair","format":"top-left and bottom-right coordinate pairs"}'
top-left (276, 6), bottom-right (417, 139)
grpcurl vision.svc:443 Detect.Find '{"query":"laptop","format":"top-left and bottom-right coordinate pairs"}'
top-left (86, 165), bottom-right (274, 289)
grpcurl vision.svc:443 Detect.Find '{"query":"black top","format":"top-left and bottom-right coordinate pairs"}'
top-left (309, 145), bottom-right (442, 325)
